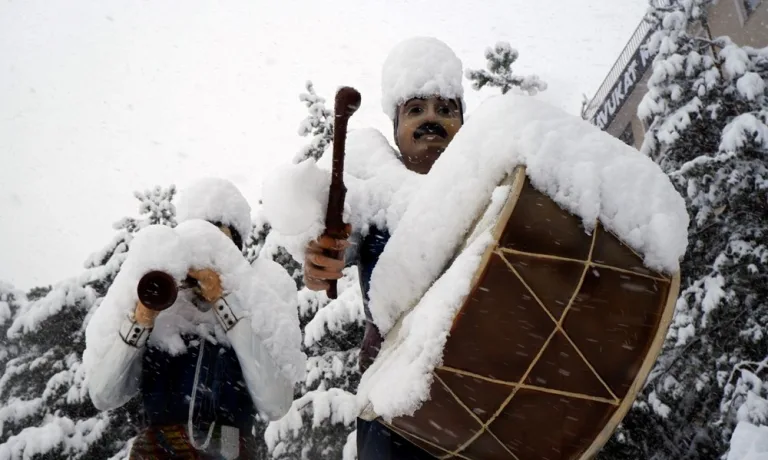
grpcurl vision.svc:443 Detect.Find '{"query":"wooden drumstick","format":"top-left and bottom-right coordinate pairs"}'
top-left (324, 86), bottom-right (361, 299)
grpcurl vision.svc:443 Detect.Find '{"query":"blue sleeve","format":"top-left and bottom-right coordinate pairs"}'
top-left (345, 231), bottom-right (362, 269)
top-left (355, 228), bottom-right (391, 324)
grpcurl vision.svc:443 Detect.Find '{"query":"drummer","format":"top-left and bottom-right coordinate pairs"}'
top-left (303, 36), bottom-right (465, 460)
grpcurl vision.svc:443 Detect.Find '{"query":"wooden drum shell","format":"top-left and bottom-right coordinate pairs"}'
top-left (381, 167), bottom-right (679, 460)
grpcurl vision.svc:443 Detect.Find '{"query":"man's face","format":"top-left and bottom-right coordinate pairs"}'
top-left (213, 222), bottom-right (242, 250)
top-left (395, 97), bottom-right (462, 174)
top-left (218, 224), bottom-right (233, 240)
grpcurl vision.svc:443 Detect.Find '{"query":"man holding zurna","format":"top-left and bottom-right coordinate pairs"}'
top-left (83, 178), bottom-right (305, 459)
top-left (303, 36), bottom-right (465, 460)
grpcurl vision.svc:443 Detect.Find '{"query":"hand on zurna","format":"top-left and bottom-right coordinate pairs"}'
top-left (127, 226), bottom-right (190, 329)
top-left (187, 268), bottom-right (224, 303)
top-left (304, 224), bottom-right (352, 292)
top-left (134, 302), bottom-right (161, 327)
top-left (134, 268), bottom-right (224, 328)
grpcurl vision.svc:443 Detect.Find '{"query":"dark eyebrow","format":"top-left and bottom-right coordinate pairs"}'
top-left (443, 99), bottom-right (459, 110)
top-left (405, 98), bottom-right (424, 106)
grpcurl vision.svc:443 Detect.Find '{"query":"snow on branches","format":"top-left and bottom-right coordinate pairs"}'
top-left (294, 81), bottom-right (334, 164)
top-left (0, 186), bottom-right (176, 459)
top-left (0, 283), bottom-right (24, 342)
top-left (264, 273), bottom-right (364, 460)
top-left (465, 41), bottom-right (547, 95)
top-left (599, 1), bottom-right (768, 459)
top-left (110, 186), bottom-right (177, 236)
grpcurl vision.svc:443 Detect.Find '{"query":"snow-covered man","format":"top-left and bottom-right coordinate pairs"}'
top-left (304, 36), bottom-right (464, 460)
top-left (83, 178), bottom-right (305, 459)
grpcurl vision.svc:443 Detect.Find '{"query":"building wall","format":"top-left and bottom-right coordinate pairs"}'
top-left (708, 0), bottom-right (768, 47)
top-left (600, 0), bottom-right (768, 150)
top-left (606, 70), bottom-right (652, 150)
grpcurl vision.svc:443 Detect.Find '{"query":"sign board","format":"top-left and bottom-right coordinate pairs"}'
top-left (590, 32), bottom-right (657, 131)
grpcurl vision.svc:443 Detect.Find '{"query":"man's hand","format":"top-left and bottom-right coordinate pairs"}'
top-left (187, 268), bottom-right (224, 303)
top-left (304, 229), bottom-right (351, 292)
top-left (134, 301), bottom-right (160, 327)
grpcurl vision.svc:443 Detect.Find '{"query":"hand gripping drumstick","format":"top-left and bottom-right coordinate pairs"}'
top-left (324, 86), bottom-right (362, 299)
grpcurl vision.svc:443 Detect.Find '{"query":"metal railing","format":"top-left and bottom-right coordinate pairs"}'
top-left (582, 1), bottom-right (670, 122)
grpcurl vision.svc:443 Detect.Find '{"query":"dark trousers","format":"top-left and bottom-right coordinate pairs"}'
top-left (129, 424), bottom-right (259, 459)
top-left (356, 418), bottom-right (436, 460)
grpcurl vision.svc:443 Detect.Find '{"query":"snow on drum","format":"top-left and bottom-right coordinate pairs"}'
top-left (355, 93), bottom-right (689, 460)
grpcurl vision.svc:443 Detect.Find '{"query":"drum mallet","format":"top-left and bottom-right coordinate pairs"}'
top-left (324, 86), bottom-right (361, 299)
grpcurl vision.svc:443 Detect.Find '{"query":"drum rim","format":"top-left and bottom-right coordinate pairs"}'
top-left (578, 270), bottom-right (680, 460)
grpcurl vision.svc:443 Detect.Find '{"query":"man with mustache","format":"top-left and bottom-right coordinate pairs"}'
top-left (304, 37), bottom-right (464, 459)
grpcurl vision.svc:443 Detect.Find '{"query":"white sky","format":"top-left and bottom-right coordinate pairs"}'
top-left (0, 0), bottom-right (648, 290)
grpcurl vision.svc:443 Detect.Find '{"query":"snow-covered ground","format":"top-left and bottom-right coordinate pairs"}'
top-left (0, 0), bottom-right (648, 289)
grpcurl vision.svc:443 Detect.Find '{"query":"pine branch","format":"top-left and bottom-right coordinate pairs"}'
top-left (465, 42), bottom-right (547, 95)
top-left (0, 185), bottom-right (178, 458)
top-left (600, 0), bottom-right (768, 457)
top-left (293, 81), bottom-right (334, 163)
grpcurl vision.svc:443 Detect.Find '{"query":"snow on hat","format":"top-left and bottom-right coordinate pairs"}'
top-left (381, 36), bottom-right (465, 121)
top-left (176, 177), bottom-right (252, 246)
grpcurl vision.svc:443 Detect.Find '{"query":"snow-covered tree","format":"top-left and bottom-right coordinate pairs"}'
top-left (243, 202), bottom-right (364, 460)
top-left (0, 283), bottom-right (24, 335)
top-left (248, 210), bottom-right (304, 289)
top-left (599, 1), bottom-right (768, 459)
top-left (244, 205), bottom-right (271, 264)
top-left (0, 282), bottom-right (26, 368)
top-left (293, 80), bottom-right (334, 164)
top-left (0, 186), bottom-right (176, 459)
top-left (264, 274), bottom-right (364, 460)
top-left (465, 41), bottom-right (547, 95)
top-left (112, 186), bottom-right (177, 234)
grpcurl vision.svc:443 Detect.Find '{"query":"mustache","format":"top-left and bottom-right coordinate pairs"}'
top-left (413, 122), bottom-right (448, 140)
